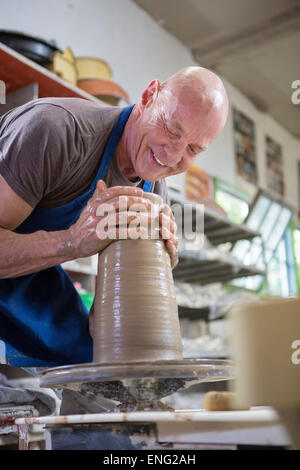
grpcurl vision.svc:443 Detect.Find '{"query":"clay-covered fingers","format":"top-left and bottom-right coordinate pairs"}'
top-left (95, 188), bottom-right (156, 241)
top-left (159, 204), bottom-right (179, 269)
top-left (86, 182), bottom-right (145, 216)
top-left (91, 183), bottom-right (144, 208)
top-left (91, 182), bottom-right (154, 222)
top-left (96, 210), bottom-right (156, 240)
top-left (165, 239), bottom-right (179, 269)
top-left (96, 195), bottom-right (153, 216)
top-left (159, 204), bottom-right (177, 236)
top-left (67, 182), bottom-right (151, 258)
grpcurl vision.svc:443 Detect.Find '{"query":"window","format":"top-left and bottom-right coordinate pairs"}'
top-left (215, 182), bottom-right (297, 296)
top-left (214, 179), bottom-right (250, 224)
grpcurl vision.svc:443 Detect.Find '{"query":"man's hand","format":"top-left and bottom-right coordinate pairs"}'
top-left (67, 180), bottom-right (155, 259)
top-left (159, 204), bottom-right (179, 269)
top-left (67, 179), bottom-right (179, 268)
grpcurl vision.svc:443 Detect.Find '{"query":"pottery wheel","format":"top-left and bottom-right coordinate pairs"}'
top-left (40, 359), bottom-right (235, 412)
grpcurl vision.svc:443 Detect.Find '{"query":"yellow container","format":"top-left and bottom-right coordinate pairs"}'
top-left (49, 50), bottom-right (77, 86)
top-left (75, 57), bottom-right (112, 81)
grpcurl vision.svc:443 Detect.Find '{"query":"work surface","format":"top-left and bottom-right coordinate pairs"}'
top-left (15, 407), bottom-right (291, 447)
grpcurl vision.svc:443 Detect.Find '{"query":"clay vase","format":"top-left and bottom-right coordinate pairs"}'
top-left (93, 193), bottom-right (183, 363)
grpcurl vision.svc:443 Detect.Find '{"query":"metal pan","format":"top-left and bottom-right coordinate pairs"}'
top-left (0, 30), bottom-right (61, 66)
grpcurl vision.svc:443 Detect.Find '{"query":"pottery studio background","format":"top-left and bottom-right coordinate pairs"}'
top-left (0, 0), bottom-right (299, 451)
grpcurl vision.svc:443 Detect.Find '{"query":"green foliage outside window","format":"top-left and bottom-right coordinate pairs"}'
top-left (214, 179), bottom-right (250, 224)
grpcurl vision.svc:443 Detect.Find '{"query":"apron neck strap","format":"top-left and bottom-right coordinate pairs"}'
top-left (95, 104), bottom-right (153, 193)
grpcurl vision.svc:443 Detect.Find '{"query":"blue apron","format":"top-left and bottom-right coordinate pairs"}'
top-left (0, 104), bottom-right (153, 367)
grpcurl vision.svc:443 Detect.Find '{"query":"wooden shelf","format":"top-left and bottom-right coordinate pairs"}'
top-left (168, 188), bottom-right (261, 246)
top-left (0, 42), bottom-right (104, 278)
top-left (168, 188), bottom-right (265, 285)
top-left (178, 305), bottom-right (210, 321)
top-left (0, 41), bottom-right (100, 102)
top-left (173, 249), bottom-right (265, 285)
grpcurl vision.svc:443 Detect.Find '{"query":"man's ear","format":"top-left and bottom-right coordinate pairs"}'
top-left (141, 79), bottom-right (161, 108)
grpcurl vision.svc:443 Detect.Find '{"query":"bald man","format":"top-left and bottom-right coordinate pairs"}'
top-left (0, 66), bottom-right (228, 366)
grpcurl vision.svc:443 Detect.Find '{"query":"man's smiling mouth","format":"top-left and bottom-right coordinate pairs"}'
top-left (150, 149), bottom-right (168, 168)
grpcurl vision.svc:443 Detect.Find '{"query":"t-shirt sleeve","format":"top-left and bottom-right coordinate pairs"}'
top-left (0, 103), bottom-right (80, 208)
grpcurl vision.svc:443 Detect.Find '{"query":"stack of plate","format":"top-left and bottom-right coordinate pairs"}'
top-left (76, 56), bottom-right (130, 105)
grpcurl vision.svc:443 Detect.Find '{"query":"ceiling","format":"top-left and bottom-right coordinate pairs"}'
top-left (134, 0), bottom-right (300, 138)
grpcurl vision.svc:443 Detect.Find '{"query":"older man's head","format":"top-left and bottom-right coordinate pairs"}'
top-left (117, 66), bottom-right (228, 182)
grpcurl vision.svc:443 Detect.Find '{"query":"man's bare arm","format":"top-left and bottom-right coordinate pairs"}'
top-left (0, 177), bottom-right (164, 278)
top-left (0, 227), bottom-right (76, 278)
top-left (0, 175), bottom-right (78, 278)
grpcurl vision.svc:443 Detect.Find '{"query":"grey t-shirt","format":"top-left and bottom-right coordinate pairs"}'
top-left (0, 97), bottom-right (169, 210)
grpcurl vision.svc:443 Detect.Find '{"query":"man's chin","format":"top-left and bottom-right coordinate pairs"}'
top-left (136, 168), bottom-right (160, 182)
top-left (138, 167), bottom-right (175, 182)
top-left (139, 173), bottom-right (166, 182)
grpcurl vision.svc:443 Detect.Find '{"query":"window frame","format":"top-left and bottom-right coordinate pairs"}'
top-left (214, 180), bottom-right (298, 296)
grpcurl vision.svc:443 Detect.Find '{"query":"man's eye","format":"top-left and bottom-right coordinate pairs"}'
top-left (188, 145), bottom-right (197, 155)
top-left (165, 125), bottom-right (179, 138)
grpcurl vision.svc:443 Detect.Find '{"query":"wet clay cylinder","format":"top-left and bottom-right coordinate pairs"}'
top-left (93, 193), bottom-right (183, 363)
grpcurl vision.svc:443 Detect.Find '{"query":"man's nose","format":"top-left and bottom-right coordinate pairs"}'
top-left (164, 139), bottom-right (186, 165)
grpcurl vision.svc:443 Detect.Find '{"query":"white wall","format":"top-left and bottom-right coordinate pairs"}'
top-left (1, 0), bottom-right (299, 210)
top-left (0, 0), bottom-right (197, 101)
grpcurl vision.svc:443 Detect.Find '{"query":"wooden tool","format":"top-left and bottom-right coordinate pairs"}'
top-left (204, 391), bottom-right (250, 411)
